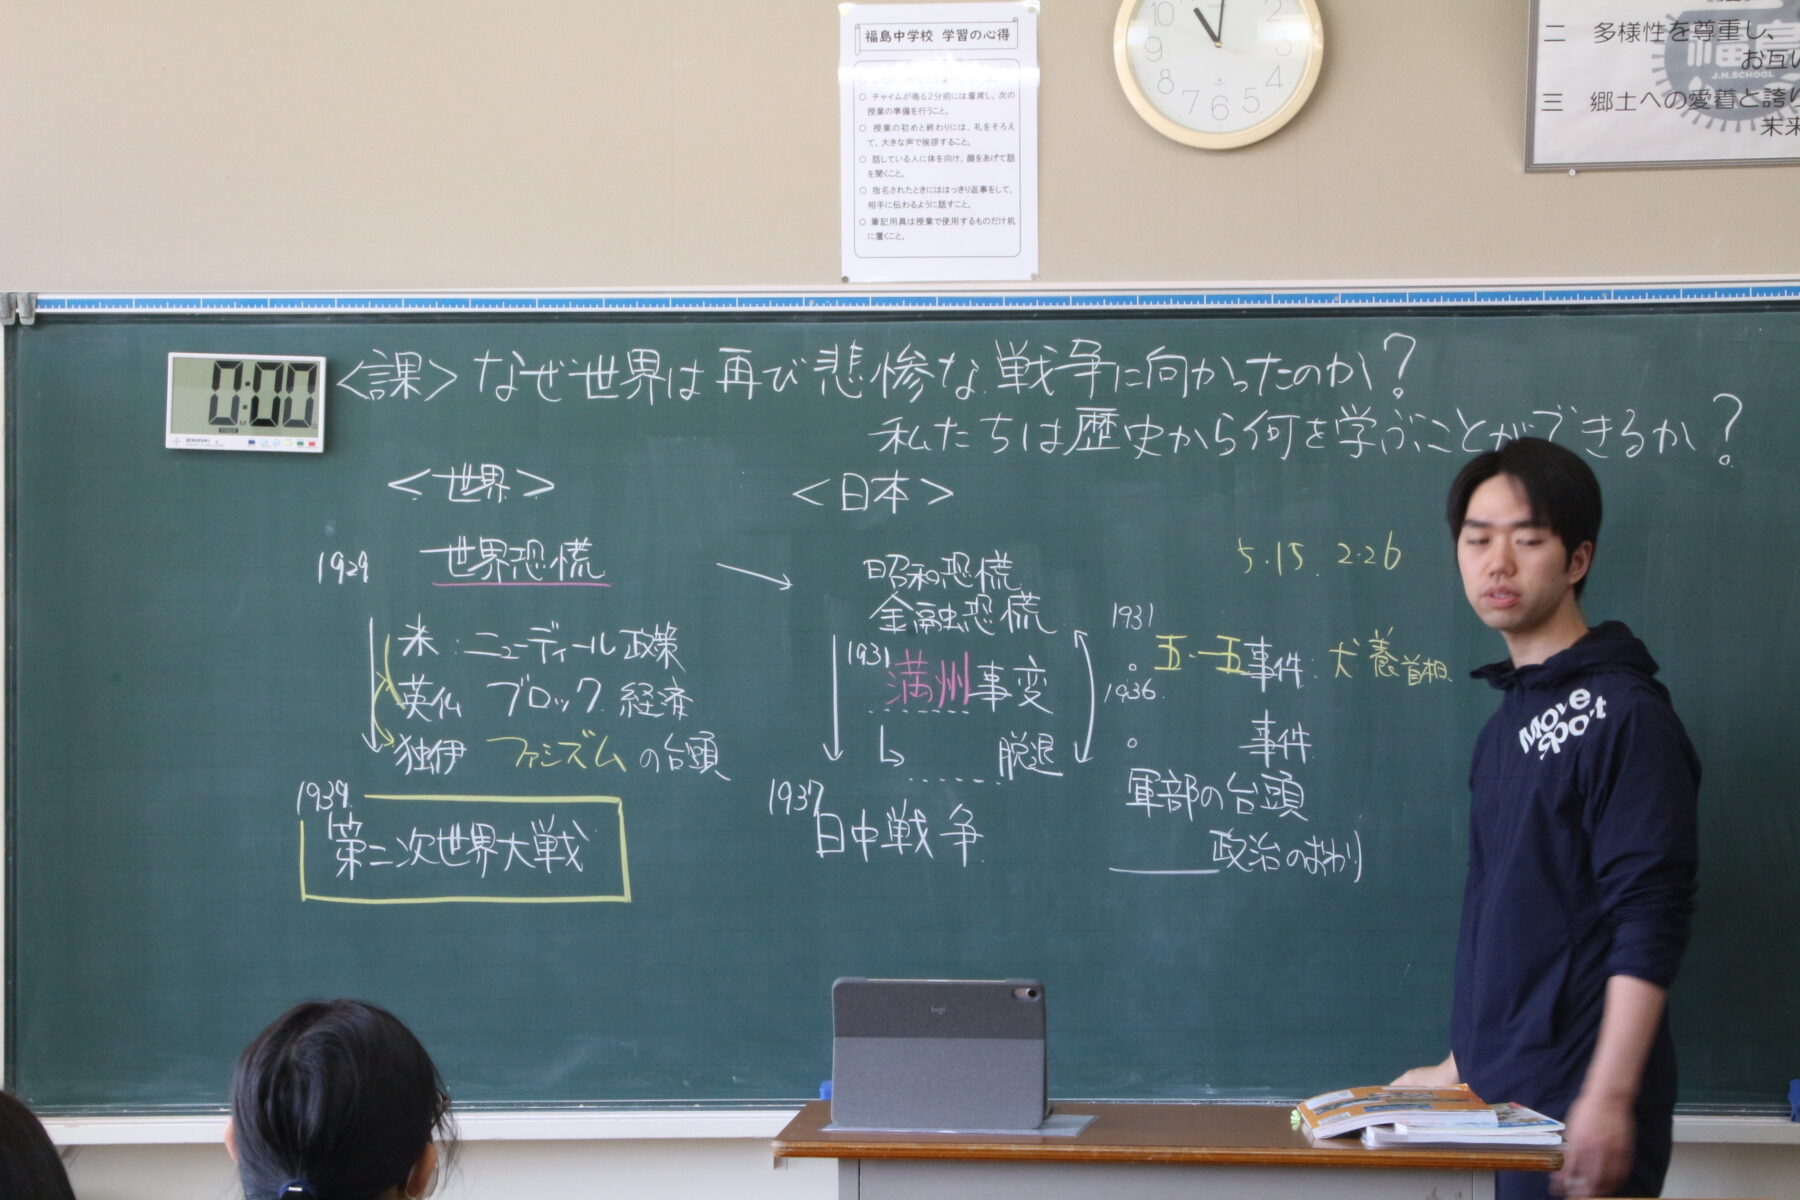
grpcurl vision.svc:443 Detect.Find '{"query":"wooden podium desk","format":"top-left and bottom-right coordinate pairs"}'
top-left (774, 1100), bottom-right (1562, 1200)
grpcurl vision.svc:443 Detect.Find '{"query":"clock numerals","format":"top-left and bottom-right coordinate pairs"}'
top-left (248, 362), bottom-right (284, 428)
top-left (209, 359), bottom-right (244, 427)
top-left (284, 362), bottom-right (320, 429)
top-left (209, 360), bottom-right (319, 429)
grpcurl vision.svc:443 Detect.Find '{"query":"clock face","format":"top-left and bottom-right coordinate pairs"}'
top-left (166, 353), bottom-right (327, 452)
top-left (1115, 0), bottom-right (1324, 149)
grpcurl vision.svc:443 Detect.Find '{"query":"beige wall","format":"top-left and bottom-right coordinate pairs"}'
top-left (3, 1), bottom-right (1796, 293)
top-left (8, 2), bottom-right (1799, 1197)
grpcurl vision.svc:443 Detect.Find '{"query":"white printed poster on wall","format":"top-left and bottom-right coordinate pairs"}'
top-left (839, 2), bottom-right (1040, 282)
top-left (1527, 0), bottom-right (1800, 169)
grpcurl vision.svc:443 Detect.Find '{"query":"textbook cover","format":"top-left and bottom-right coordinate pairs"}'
top-left (1361, 1101), bottom-right (1565, 1147)
top-left (1297, 1084), bottom-right (1495, 1139)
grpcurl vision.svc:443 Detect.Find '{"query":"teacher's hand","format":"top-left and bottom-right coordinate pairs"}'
top-left (1551, 1092), bottom-right (1633, 1198)
top-left (1389, 1053), bottom-right (1460, 1089)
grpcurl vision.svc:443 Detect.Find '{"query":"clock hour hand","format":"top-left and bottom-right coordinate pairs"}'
top-left (1193, 1), bottom-right (1223, 47)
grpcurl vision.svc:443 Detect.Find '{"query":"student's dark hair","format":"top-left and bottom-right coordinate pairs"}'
top-left (0, 1090), bottom-right (78, 1200)
top-left (1446, 436), bottom-right (1603, 597)
top-left (231, 999), bottom-right (451, 1200)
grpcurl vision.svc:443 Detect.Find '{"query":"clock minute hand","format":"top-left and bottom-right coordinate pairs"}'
top-left (1193, 2), bottom-right (1222, 47)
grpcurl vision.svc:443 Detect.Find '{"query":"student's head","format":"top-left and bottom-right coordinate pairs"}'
top-left (0, 1091), bottom-right (77, 1200)
top-left (1446, 437), bottom-right (1602, 599)
top-left (227, 1000), bottom-right (450, 1200)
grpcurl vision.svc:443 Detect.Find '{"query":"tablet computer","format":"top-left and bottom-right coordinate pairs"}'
top-left (830, 977), bottom-right (1047, 1133)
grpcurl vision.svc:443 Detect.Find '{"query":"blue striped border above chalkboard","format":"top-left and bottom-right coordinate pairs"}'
top-left (23, 282), bottom-right (1800, 315)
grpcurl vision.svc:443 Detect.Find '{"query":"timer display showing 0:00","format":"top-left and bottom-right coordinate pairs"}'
top-left (206, 359), bottom-right (319, 429)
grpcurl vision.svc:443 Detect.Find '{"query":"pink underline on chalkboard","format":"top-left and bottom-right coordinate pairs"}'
top-left (431, 582), bottom-right (612, 587)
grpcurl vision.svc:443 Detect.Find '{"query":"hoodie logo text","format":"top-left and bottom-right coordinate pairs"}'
top-left (1518, 687), bottom-right (1608, 759)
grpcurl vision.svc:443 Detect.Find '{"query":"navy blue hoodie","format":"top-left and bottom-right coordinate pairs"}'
top-left (1450, 622), bottom-right (1699, 1156)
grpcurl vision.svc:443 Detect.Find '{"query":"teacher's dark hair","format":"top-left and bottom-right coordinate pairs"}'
top-left (231, 1000), bottom-right (451, 1200)
top-left (0, 1090), bottom-right (78, 1200)
top-left (1446, 436), bottom-right (1603, 598)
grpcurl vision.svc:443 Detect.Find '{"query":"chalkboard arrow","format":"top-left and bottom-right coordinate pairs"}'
top-left (716, 563), bottom-right (792, 590)
top-left (822, 636), bottom-right (844, 761)
top-left (363, 619), bottom-right (399, 751)
top-left (920, 478), bottom-right (955, 505)
top-left (792, 479), bottom-right (831, 506)
top-left (1073, 630), bottom-right (1095, 764)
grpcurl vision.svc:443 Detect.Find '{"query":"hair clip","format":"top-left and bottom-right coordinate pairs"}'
top-left (279, 1181), bottom-right (315, 1199)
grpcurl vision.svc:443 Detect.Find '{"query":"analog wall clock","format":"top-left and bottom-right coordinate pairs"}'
top-left (1114, 0), bottom-right (1325, 149)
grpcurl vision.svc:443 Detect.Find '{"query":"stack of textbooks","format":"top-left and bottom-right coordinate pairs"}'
top-left (1296, 1085), bottom-right (1564, 1147)
top-left (1360, 1102), bottom-right (1565, 1147)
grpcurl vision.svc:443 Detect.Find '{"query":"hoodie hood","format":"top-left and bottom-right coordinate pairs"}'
top-left (1471, 619), bottom-right (1668, 699)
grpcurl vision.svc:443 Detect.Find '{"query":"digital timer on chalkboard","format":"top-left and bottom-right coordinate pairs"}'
top-left (165, 353), bottom-right (327, 452)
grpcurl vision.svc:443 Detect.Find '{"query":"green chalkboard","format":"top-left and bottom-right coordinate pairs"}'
top-left (6, 305), bottom-right (1796, 1114)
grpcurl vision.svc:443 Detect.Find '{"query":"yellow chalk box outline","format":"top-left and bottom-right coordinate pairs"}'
top-left (299, 794), bottom-right (631, 904)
